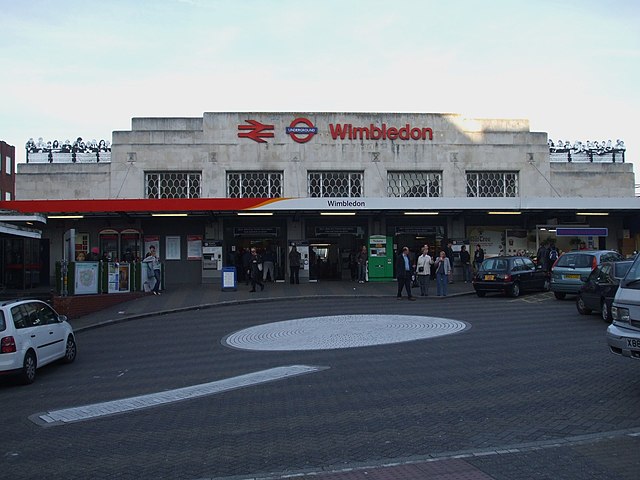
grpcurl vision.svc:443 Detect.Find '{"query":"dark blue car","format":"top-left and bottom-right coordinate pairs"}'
top-left (473, 256), bottom-right (549, 298)
top-left (576, 260), bottom-right (634, 322)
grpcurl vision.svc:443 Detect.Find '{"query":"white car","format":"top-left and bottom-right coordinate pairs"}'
top-left (0, 299), bottom-right (76, 384)
top-left (607, 255), bottom-right (640, 360)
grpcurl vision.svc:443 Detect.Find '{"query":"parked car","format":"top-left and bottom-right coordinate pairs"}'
top-left (607, 255), bottom-right (640, 360)
top-left (550, 250), bottom-right (624, 300)
top-left (473, 256), bottom-right (549, 297)
top-left (0, 299), bottom-right (76, 384)
top-left (576, 260), bottom-right (633, 322)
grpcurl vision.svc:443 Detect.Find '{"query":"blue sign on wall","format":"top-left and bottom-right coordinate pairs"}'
top-left (556, 227), bottom-right (608, 237)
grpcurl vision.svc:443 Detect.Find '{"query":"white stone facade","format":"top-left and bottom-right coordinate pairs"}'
top-left (16, 112), bottom-right (635, 200)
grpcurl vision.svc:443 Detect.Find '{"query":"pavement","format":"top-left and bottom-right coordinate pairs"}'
top-left (64, 280), bottom-right (640, 480)
top-left (70, 279), bottom-right (475, 332)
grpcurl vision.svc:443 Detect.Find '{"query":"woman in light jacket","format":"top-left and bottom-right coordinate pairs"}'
top-left (415, 246), bottom-right (434, 296)
top-left (434, 250), bottom-right (452, 297)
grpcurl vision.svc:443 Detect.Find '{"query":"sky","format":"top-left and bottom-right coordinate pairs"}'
top-left (1, 0), bottom-right (639, 184)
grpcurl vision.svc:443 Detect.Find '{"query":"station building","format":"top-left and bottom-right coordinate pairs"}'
top-left (3, 112), bottom-right (639, 290)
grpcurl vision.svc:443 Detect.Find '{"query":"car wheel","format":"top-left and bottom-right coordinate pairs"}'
top-left (20, 350), bottom-right (37, 385)
top-left (576, 295), bottom-right (591, 315)
top-left (62, 335), bottom-right (77, 364)
top-left (476, 291), bottom-right (486, 297)
top-left (601, 301), bottom-right (612, 323)
top-left (509, 282), bottom-right (521, 298)
top-left (554, 292), bottom-right (566, 300)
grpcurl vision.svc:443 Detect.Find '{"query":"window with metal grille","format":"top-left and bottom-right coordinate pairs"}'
top-left (227, 172), bottom-right (283, 198)
top-left (145, 172), bottom-right (201, 199)
top-left (466, 171), bottom-right (518, 197)
top-left (308, 172), bottom-right (363, 197)
top-left (387, 171), bottom-right (442, 197)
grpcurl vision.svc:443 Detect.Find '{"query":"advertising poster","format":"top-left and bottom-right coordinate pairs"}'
top-left (107, 263), bottom-right (120, 293)
top-left (187, 235), bottom-right (203, 260)
top-left (144, 236), bottom-right (160, 258)
top-left (74, 262), bottom-right (99, 295)
top-left (166, 236), bottom-right (181, 260)
top-left (505, 229), bottom-right (529, 256)
top-left (467, 227), bottom-right (504, 257)
top-left (107, 263), bottom-right (131, 293)
top-left (118, 264), bottom-right (130, 292)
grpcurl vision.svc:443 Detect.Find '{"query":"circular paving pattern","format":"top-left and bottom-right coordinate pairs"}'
top-left (223, 315), bottom-right (469, 351)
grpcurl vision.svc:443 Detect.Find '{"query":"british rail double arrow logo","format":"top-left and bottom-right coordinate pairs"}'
top-left (237, 120), bottom-right (275, 143)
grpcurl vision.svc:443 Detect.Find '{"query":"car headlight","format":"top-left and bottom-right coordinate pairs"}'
top-left (612, 306), bottom-right (630, 324)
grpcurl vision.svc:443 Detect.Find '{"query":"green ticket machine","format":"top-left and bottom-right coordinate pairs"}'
top-left (368, 235), bottom-right (394, 281)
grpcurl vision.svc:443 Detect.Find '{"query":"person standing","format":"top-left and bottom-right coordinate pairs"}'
top-left (356, 245), bottom-right (368, 283)
top-left (416, 245), bottom-right (433, 296)
top-left (249, 248), bottom-right (264, 292)
top-left (536, 242), bottom-right (548, 268)
top-left (435, 250), bottom-right (452, 296)
top-left (395, 246), bottom-right (416, 300)
top-left (87, 247), bottom-right (100, 261)
top-left (142, 246), bottom-right (162, 295)
top-left (547, 243), bottom-right (559, 273)
top-left (473, 244), bottom-right (485, 272)
top-left (242, 248), bottom-right (252, 285)
top-left (289, 244), bottom-right (301, 284)
top-left (459, 245), bottom-right (471, 283)
top-left (444, 241), bottom-right (455, 283)
top-left (262, 247), bottom-right (275, 282)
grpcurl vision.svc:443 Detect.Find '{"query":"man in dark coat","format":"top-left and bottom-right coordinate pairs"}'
top-left (395, 246), bottom-right (416, 300)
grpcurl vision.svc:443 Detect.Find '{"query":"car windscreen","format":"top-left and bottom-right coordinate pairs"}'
top-left (614, 262), bottom-right (633, 279)
top-left (555, 253), bottom-right (594, 268)
top-left (481, 258), bottom-right (508, 271)
top-left (0, 310), bottom-right (4, 331)
top-left (621, 256), bottom-right (640, 289)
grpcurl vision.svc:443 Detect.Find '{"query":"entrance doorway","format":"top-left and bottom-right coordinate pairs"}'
top-left (309, 234), bottom-right (362, 281)
top-left (228, 238), bottom-right (285, 282)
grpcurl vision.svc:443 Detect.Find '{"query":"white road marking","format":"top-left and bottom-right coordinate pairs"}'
top-left (32, 365), bottom-right (325, 427)
top-left (224, 315), bottom-right (469, 351)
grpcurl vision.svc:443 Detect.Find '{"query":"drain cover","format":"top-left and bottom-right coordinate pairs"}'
top-left (224, 315), bottom-right (469, 351)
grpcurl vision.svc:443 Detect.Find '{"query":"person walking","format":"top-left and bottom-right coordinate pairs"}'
top-left (356, 245), bottom-right (368, 283)
top-left (395, 246), bottom-right (416, 300)
top-left (416, 245), bottom-right (433, 296)
top-left (142, 245), bottom-right (162, 295)
top-left (434, 250), bottom-right (452, 296)
top-left (473, 244), bottom-right (485, 272)
top-left (289, 244), bottom-right (301, 284)
top-left (459, 245), bottom-right (471, 283)
top-left (249, 248), bottom-right (264, 292)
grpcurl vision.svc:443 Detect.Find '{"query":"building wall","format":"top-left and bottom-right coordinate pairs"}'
top-left (0, 141), bottom-right (15, 200)
top-left (111, 112), bottom-right (554, 199)
top-left (16, 163), bottom-right (111, 200)
top-left (14, 112), bottom-right (634, 200)
top-left (550, 162), bottom-right (634, 197)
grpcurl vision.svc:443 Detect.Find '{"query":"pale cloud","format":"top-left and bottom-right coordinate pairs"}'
top-left (1, 0), bottom-right (638, 175)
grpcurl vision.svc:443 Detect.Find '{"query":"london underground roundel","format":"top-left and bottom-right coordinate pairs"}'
top-left (286, 117), bottom-right (318, 143)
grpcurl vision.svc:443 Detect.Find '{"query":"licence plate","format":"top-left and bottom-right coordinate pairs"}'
top-left (626, 338), bottom-right (640, 349)
top-left (564, 274), bottom-right (580, 279)
top-left (483, 275), bottom-right (495, 281)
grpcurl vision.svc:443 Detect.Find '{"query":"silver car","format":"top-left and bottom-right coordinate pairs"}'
top-left (551, 250), bottom-right (623, 300)
top-left (607, 256), bottom-right (640, 360)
